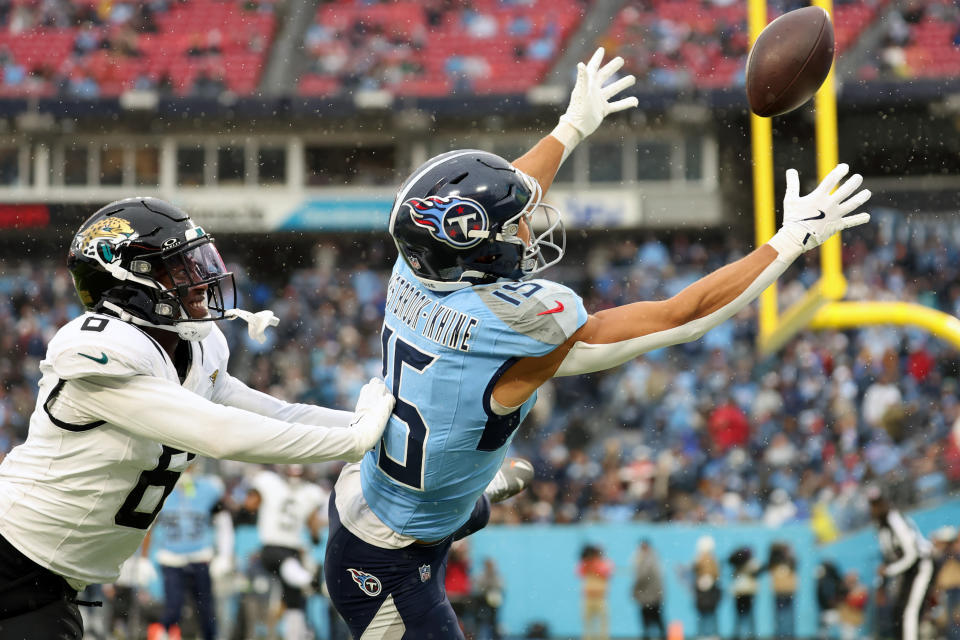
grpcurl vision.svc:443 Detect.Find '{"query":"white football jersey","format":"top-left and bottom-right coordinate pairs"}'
top-left (0, 312), bottom-right (229, 587)
top-left (253, 470), bottom-right (328, 550)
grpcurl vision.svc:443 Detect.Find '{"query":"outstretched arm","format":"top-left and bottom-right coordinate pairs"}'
top-left (512, 48), bottom-right (638, 193)
top-left (492, 164), bottom-right (871, 407)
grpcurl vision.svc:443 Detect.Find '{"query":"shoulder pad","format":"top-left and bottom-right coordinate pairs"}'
top-left (201, 323), bottom-right (230, 367)
top-left (474, 279), bottom-right (588, 346)
top-left (44, 313), bottom-right (170, 380)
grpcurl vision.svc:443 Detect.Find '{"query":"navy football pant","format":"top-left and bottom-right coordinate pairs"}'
top-left (324, 493), bottom-right (490, 640)
top-left (160, 562), bottom-right (216, 640)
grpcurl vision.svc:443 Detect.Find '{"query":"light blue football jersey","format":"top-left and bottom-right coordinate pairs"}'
top-left (360, 259), bottom-right (588, 540)
top-left (153, 475), bottom-right (224, 555)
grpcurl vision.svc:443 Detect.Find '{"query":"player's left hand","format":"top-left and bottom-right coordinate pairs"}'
top-left (779, 163), bottom-right (872, 253)
top-left (557, 47), bottom-right (638, 144)
top-left (348, 378), bottom-right (395, 458)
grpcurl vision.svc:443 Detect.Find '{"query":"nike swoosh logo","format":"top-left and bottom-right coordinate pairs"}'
top-left (78, 351), bottom-right (109, 364)
top-left (537, 300), bottom-right (565, 316)
top-left (800, 210), bottom-right (826, 222)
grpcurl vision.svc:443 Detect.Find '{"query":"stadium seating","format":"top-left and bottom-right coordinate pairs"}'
top-left (606, 0), bottom-right (893, 90)
top-left (901, 4), bottom-right (960, 78)
top-left (297, 0), bottom-right (584, 97)
top-left (0, 0), bottom-right (954, 100)
top-left (0, 0), bottom-right (276, 98)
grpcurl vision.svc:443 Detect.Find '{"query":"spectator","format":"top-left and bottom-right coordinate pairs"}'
top-left (933, 527), bottom-right (960, 640)
top-left (838, 571), bottom-right (869, 640)
top-left (631, 540), bottom-right (666, 640)
top-left (816, 561), bottom-right (846, 638)
top-left (577, 544), bottom-right (613, 640)
top-left (446, 541), bottom-right (473, 630)
top-left (766, 542), bottom-right (797, 640)
top-left (691, 535), bottom-right (721, 639)
top-left (728, 547), bottom-right (760, 640)
top-left (474, 557), bottom-right (504, 640)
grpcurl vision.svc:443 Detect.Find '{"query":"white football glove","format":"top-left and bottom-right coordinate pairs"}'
top-left (551, 47), bottom-right (638, 159)
top-left (349, 378), bottom-right (395, 459)
top-left (770, 163), bottom-right (871, 259)
top-left (209, 554), bottom-right (233, 579)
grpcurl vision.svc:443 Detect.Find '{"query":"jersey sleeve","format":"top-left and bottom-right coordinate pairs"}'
top-left (473, 279), bottom-right (588, 357)
top-left (44, 314), bottom-right (168, 381)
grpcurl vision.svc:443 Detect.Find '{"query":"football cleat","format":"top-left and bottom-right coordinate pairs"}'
top-left (484, 458), bottom-right (534, 504)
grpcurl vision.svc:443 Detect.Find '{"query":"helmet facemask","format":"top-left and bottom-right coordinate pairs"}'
top-left (510, 169), bottom-right (565, 279)
top-left (91, 230), bottom-right (236, 341)
top-left (466, 169), bottom-right (566, 281)
top-left (154, 237), bottom-right (237, 322)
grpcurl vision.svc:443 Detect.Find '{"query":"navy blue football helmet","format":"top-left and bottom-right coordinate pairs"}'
top-left (388, 150), bottom-right (565, 291)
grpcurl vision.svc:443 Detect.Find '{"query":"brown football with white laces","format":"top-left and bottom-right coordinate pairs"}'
top-left (746, 6), bottom-right (835, 117)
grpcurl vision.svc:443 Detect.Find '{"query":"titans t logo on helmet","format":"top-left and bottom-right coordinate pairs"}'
top-left (404, 196), bottom-right (489, 249)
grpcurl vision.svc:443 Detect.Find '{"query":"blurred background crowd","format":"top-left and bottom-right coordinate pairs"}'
top-left (2, 208), bottom-right (958, 540)
top-left (0, 0), bottom-right (956, 99)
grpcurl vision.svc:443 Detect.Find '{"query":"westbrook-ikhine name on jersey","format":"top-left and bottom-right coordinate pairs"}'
top-left (385, 274), bottom-right (479, 352)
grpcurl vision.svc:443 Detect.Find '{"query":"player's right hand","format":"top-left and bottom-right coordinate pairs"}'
top-left (348, 378), bottom-right (395, 458)
top-left (779, 163), bottom-right (872, 253)
top-left (557, 47), bottom-right (638, 143)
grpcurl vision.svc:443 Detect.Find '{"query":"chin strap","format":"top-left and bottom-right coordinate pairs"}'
top-left (224, 308), bottom-right (279, 344)
top-left (101, 300), bottom-right (278, 343)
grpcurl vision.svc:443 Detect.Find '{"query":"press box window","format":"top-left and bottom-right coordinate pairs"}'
top-left (305, 145), bottom-right (395, 186)
top-left (64, 147), bottom-right (89, 186)
top-left (100, 147), bottom-right (124, 186)
top-left (589, 141), bottom-right (623, 183)
top-left (135, 147), bottom-right (160, 187)
top-left (177, 146), bottom-right (205, 186)
top-left (217, 146), bottom-right (245, 185)
top-left (0, 147), bottom-right (18, 185)
top-left (258, 147), bottom-right (285, 184)
top-left (636, 141), bottom-right (672, 181)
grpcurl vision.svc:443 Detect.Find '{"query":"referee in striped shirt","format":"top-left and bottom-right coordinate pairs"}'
top-left (868, 487), bottom-right (935, 640)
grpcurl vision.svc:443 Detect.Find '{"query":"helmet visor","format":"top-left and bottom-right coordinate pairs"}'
top-left (161, 240), bottom-right (236, 318)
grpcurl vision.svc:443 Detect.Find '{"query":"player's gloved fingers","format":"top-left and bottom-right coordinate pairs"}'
top-left (815, 163), bottom-right (849, 196)
top-left (830, 172), bottom-right (863, 204)
top-left (586, 47), bottom-right (605, 72)
top-left (606, 96), bottom-right (639, 114)
top-left (572, 61), bottom-right (587, 91)
top-left (354, 378), bottom-right (392, 412)
top-left (601, 74), bottom-right (635, 100)
top-left (839, 212), bottom-right (871, 230)
top-left (835, 189), bottom-right (872, 216)
top-left (597, 55), bottom-right (625, 82)
top-left (784, 168), bottom-right (800, 201)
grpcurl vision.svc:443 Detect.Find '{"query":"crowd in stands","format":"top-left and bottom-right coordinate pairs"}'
top-left (867, 0), bottom-right (960, 80)
top-left (605, 0), bottom-right (893, 90)
top-left (0, 0), bottom-right (276, 98)
top-left (299, 0), bottom-right (586, 97)
top-left (0, 0), bottom-right (956, 100)
top-left (1, 207), bottom-right (958, 537)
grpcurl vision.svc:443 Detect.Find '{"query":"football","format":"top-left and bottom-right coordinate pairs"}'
top-left (745, 6), bottom-right (835, 117)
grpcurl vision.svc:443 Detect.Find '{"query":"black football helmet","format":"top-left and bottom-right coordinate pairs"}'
top-left (67, 197), bottom-right (235, 341)
top-left (388, 150), bottom-right (565, 291)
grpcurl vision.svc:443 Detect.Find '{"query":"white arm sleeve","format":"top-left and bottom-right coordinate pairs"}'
top-left (884, 511), bottom-right (919, 576)
top-left (555, 235), bottom-right (799, 377)
top-left (62, 375), bottom-right (367, 463)
top-left (213, 510), bottom-right (234, 559)
top-left (213, 371), bottom-right (354, 428)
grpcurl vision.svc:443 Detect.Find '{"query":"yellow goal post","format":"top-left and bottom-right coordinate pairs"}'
top-left (749, 0), bottom-right (960, 353)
